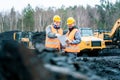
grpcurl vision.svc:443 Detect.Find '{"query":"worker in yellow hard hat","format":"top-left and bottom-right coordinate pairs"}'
top-left (64, 17), bottom-right (81, 58)
top-left (45, 15), bottom-right (63, 51)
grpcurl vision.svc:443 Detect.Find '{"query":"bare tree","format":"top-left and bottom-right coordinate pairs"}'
top-left (9, 7), bottom-right (16, 30)
top-left (0, 14), bottom-right (4, 32)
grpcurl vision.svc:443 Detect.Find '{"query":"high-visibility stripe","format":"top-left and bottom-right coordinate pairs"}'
top-left (46, 42), bottom-right (59, 45)
top-left (67, 46), bottom-right (79, 50)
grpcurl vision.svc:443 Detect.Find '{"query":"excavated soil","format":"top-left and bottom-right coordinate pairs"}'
top-left (0, 31), bottom-right (120, 80)
top-left (37, 50), bottom-right (120, 80)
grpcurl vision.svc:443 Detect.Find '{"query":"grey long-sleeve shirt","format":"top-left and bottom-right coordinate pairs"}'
top-left (46, 25), bottom-right (57, 38)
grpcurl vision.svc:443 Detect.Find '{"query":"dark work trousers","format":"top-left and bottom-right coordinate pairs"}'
top-left (66, 52), bottom-right (77, 63)
top-left (65, 52), bottom-right (77, 58)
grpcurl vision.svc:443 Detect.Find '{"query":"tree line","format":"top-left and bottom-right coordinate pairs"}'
top-left (0, 0), bottom-right (120, 32)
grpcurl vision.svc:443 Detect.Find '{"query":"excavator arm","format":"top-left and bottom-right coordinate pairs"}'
top-left (109, 19), bottom-right (120, 37)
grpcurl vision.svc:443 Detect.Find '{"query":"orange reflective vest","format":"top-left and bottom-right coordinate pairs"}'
top-left (64, 29), bottom-right (81, 53)
top-left (45, 25), bottom-right (63, 50)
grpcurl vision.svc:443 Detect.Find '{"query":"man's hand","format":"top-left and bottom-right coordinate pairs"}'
top-left (66, 39), bottom-right (72, 44)
top-left (55, 33), bottom-right (61, 37)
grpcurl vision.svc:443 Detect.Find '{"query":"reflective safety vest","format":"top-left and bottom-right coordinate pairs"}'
top-left (64, 29), bottom-right (81, 53)
top-left (45, 25), bottom-right (63, 50)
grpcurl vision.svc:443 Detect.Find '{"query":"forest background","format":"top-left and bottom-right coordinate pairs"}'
top-left (0, 0), bottom-right (120, 32)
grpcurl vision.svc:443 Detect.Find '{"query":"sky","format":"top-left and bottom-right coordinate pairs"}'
top-left (0, 0), bottom-right (117, 12)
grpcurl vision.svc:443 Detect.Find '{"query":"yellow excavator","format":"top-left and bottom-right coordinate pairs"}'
top-left (94, 18), bottom-right (120, 48)
top-left (13, 31), bottom-right (33, 49)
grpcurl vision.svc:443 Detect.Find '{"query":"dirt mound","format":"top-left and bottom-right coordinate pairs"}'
top-left (0, 30), bottom-right (19, 40)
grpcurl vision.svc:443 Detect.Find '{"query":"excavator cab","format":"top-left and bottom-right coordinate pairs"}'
top-left (79, 28), bottom-right (106, 48)
top-left (80, 28), bottom-right (93, 36)
top-left (78, 28), bottom-right (106, 56)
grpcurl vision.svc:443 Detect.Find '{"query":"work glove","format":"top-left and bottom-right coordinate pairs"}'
top-left (55, 33), bottom-right (61, 37)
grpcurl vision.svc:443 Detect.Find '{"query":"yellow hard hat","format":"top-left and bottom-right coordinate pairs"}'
top-left (53, 15), bottom-right (61, 22)
top-left (67, 17), bottom-right (75, 25)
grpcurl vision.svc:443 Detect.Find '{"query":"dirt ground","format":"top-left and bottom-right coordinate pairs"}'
top-left (0, 31), bottom-right (120, 80)
top-left (33, 31), bottom-right (120, 80)
top-left (37, 50), bottom-right (120, 80)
